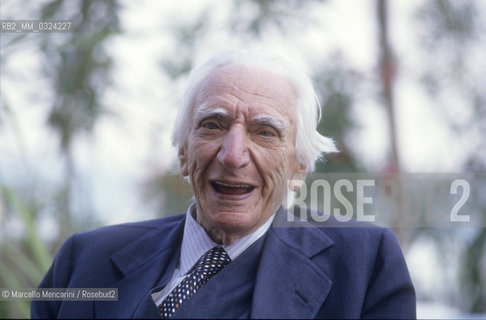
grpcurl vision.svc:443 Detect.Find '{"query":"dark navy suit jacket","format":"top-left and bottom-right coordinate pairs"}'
top-left (31, 207), bottom-right (416, 319)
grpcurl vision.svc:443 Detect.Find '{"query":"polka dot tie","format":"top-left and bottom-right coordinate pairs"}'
top-left (159, 246), bottom-right (231, 318)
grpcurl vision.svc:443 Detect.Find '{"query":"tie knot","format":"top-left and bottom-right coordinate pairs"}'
top-left (194, 247), bottom-right (231, 277)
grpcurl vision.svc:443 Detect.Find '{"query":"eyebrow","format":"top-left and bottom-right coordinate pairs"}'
top-left (251, 114), bottom-right (288, 131)
top-left (194, 106), bottom-right (230, 122)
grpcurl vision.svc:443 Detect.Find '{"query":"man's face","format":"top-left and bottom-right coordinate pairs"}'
top-left (179, 64), bottom-right (305, 242)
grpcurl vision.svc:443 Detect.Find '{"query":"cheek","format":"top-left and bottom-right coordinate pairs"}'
top-left (186, 140), bottom-right (219, 182)
top-left (255, 147), bottom-right (293, 193)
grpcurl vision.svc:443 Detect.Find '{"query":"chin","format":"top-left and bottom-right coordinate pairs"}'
top-left (209, 210), bottom-right (259, 233)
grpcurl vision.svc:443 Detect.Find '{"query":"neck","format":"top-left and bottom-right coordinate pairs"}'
top-left (190, 205), bottom-right (248, 245)
top-left (198, 220), bottom-right (248, 245)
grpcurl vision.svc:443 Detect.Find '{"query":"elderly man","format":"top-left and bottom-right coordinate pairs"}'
top-left (32, 50), bottom-right (415, 319)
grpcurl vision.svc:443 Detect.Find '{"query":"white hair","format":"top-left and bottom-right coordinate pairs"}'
top-left (171, 50), bottom-right (337, 172)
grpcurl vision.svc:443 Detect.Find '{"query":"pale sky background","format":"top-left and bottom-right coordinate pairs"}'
top-left (0, 1), bottom-right (482, 317)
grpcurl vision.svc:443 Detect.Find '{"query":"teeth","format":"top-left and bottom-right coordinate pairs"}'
top-left (214, 181), bottom-right (251, 188)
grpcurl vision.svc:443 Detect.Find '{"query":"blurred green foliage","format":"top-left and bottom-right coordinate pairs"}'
top-left (40, 0), bottom-right (120, 238)
top-left (0, 187), bottom-right (51, 318)
top-left (1, 0), bottom-right (119, 317)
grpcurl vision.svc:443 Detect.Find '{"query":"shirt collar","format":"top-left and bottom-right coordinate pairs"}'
top-left (179, 202), bottom-right (275, 275)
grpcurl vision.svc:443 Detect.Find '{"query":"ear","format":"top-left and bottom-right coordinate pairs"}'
top-left (289, 163), bottom-right (307, 191)
top-left (178, 147), bottom-right (189, 177)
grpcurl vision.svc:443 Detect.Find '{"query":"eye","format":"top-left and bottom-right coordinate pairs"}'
top-left (256, 125), bottom-right (279, 138)
top-left (202, 121), bottom-right (220, 130)
top-left (258, 129), bottom-right (274, 137)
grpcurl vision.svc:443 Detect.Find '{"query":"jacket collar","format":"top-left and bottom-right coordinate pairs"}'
top-left (109, 215), bottom-right (185, 277)
top-left (251, 207), bottom-right (335, 319)
top-left (95, 215), bottom-right (186, 319)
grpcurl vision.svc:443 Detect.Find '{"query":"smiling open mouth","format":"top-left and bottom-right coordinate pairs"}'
top-left (211, 181), bottom-right (255, 196)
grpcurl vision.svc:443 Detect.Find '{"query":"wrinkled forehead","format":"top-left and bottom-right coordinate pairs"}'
top-left (193, 64), bottom-right (298, 117)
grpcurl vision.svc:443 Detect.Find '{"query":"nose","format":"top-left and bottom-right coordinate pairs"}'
top-left (217, 125), bottom-right (251, 169)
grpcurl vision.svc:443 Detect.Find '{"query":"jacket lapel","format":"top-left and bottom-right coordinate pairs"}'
top-left (95, 215), bottom-right (185, 319)
top-left (251, 208), bottom-right (334, 319)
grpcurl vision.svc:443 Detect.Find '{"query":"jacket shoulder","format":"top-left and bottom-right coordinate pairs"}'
top-left (273, 206), bottom-right (415, 318)
top-left (47, 213), bottom-right (185, 277)
top-left (273, 206), bottom-right (406, 274)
